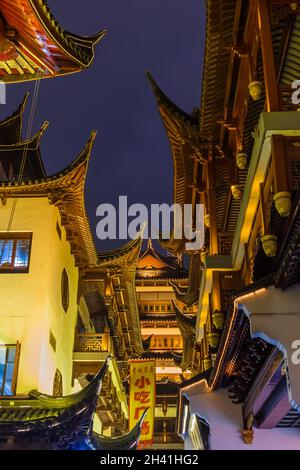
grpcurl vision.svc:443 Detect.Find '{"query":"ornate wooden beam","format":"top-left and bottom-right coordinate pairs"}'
top-left (212, 271), bottom-right (222, 312)
top-left (271, 135), bottom-right (289, 194)
top-left (206, 161), bottom-right (219, 255)
top-left (259, 182), bottom-right (268, 236)
top-left (257, 0), bottom-right (280, 111)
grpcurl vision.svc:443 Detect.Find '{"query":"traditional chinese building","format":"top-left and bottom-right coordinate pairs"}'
top-left (149, 0), bottom-right (300, 450)
top-left (0, 0), bottom-right (105, 83)
top-left (135, 240), bottom-right (196, 448)
top-left (0, 358), bottom-right (146, 450)
top-left (0, 0), bottom-right (150, 449)
top-left (0, 96), bottom-right (144, 448)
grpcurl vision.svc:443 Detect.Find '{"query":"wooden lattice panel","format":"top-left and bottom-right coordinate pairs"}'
top-left (271, 1), bottom-right (299, 26)
top-left (222, 289), bottom-right (235, 313)
top-left (284, 137), bottom-right (300, 190)
top-left (219, 232), bottom-right (234, 255)
top-left (76, 333), bottom-right (109, 352)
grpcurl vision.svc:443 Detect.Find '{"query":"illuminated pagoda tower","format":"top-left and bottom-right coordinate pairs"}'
top-left (0, 0), bottom-right (106, 83)
top-left (0, 98), bottom-right (145, 449)
top-left (136, 239), bottom-right (197, 449)
top-left (149, 0), bottom-right (300, 450)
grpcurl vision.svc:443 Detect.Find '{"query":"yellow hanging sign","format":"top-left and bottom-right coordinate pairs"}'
top-left (129, 360), bottom-right (156, 448)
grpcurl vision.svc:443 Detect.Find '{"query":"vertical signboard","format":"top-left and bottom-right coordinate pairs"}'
top-left (129, 360), bottom-right (156, 448)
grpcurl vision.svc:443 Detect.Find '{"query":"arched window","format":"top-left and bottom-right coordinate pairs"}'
top-left (61, 268), bottom-right (69, 313)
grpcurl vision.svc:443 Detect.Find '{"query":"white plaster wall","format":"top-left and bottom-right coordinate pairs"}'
top-left (0, 198), bottom-right (78, 395)
top-left (184, 385), bottom-right (300, 450)
top-left (241, 285), bottom-right (300, 407)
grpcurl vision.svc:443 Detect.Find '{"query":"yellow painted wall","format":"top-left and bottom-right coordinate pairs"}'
top-left (0, 197), bottom-right (78, 395)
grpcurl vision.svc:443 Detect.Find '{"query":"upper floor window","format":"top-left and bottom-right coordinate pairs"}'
top-left (0, 343), bottom-right (20, 396)
top-left (0, 233), bottom-right (32, 273)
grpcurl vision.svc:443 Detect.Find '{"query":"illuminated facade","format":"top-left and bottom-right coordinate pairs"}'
top-left (136, 240), bottom-right (196, 449)
top-left (3, 0), bottom-right (300, 452)
top-left (149, 0), bottom-right (300, 450)
top-left (0, 96), bottom-right (145, 447)
top-left (0, 0), bottom-right (149, 450)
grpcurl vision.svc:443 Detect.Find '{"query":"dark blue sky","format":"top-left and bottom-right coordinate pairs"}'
top-left (2, 0), bottom-right (205, 249)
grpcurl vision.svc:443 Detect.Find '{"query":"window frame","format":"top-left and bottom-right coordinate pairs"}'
top-left (0, 342), bottom-right (21, 397)
top-left (0, 233), bottom-right (32, 273)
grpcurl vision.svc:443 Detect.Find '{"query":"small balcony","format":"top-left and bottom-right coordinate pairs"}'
top-left (74, 333), bottom-right (110, 353)
top-left (73, 333), bottom-right (111, 376)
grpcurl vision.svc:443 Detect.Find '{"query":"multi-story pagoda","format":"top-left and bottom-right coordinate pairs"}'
top-left (149, 0), bottom-right (300, 450)
top-left (0, 0), bottom-right (105, 83)
top-left (135, 239), bottom-right (197, 449)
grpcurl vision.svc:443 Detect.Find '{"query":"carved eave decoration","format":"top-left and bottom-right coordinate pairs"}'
top-left (170, 252), bottom-right (201, 307)
top-left (142, 335), bottom-right (153, 352)
top-left (172, 300), bottom-right (196, 371)
top-left (172, 300), bottom-right (196, 335)
top-left (136, 239), bottom-right (188, 279)
top-left (0, 92), bottom-right (29, 143)
top-left (91, 409), bottom-right (147, 451)
top-left (0, 131), bottom-right (98, 269)
top-left (0, 357), bottom-right (146, 450)
top-left (0, 358), bottom-right (109, 449)
top-left (141, 351), bottom-right (175, 362)
top-left (0, 119), bottom-right (49, 179)
top-left (170, 349), bottom-right (184, 367)
top-left (199, 0), bottom-right (237, 141)
top-left (0, 0), bottom-right (106, 83)
top-left (90, 237), bottom-right (144, 356)
top-left (147, 73), bottom-right (207, 226)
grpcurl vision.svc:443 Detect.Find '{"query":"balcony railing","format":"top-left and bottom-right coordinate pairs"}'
top-left (74, 333), bottom-right (110, 353)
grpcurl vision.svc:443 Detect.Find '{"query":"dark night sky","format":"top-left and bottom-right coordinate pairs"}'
top-left (2, 1), bottom-right (205, 250)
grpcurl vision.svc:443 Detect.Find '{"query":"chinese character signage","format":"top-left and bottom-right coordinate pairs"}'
top-left (129, 360), bottom-right (156, 448)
